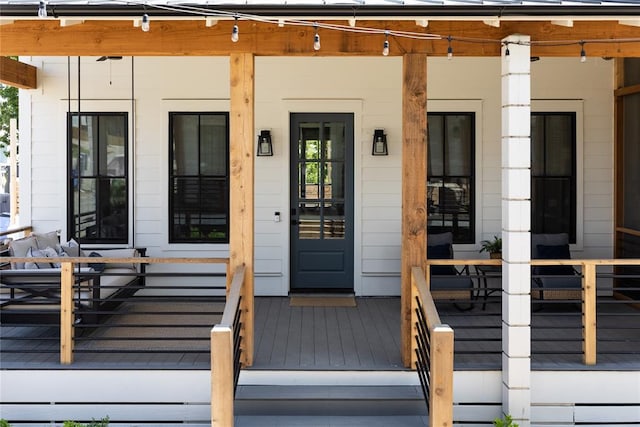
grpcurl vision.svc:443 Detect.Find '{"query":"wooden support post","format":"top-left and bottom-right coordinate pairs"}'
top-left (60, 261), bottom-right (74, 365)
top-left (429, 325), bottom-right (454, 427)
top-left (229, 52), bottom-right (254, 367)
top-left (401, 54), bottom-right (427, 367)
top-left (211, 325), bottom-right (234, 427)
top-left (582, 262), bottom-right (597, 365)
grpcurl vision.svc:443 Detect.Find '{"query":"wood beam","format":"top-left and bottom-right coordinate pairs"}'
top-left (401, 53), bottom-right (427, 368)
top-left (229, 52), bottom-right (255, 367)
top-left (1, 20), bottom-right (639, 57)
top-left (0, 56), bottom-right (37, 89)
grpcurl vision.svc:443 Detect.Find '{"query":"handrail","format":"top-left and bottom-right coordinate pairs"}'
top-left (411, 266), bottom-right (454, 427)
top-left (211, 264), bottom-right (246, 427)
top-left (0, 225), bottom-right (32, 238)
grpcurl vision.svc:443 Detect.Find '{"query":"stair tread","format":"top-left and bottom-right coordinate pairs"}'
top-left (236, 385), bottom-right (423, 400)
top-left (235, 415), bottom-right (428, 426)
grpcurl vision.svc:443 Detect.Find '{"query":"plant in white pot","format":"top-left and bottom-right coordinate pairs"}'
top-left (480, 236), bottom-right (502, 259)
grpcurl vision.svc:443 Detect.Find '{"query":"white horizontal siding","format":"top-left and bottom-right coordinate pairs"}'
top-left (21, 55), bottom-right (615, 296)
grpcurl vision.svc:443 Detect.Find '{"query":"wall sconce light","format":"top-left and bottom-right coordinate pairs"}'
top-left (372, 129), bottom-right (388, 156)
top-left (257, 130), bottom-right (273, 156)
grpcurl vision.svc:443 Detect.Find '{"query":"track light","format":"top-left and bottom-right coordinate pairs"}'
top-left (37, 1), bottom-right (47, 18)
top-left (313, 24), bottom-right (321, 51)
top-left (141, 14), bottom-right (150, 32)
top-left (447, 36), bottom-right (453, 60)
top-left (580, 41), bottom-right (587, 63)
top-left (382, 31), bottom-right (390, 56)
top-left (231, 17), bottom-right (239, 42)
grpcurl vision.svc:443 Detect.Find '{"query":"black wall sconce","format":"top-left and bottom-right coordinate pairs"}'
top-left (372, 129), bottom-right (388, 156)
top-left (257, 130), bottom-right (273, 156)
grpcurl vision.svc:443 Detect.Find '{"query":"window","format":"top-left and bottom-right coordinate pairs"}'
top-left (531, 112), bottom-right (577, 242)
top-left (169, 112), bottom-right (229, 243)
top-left (68, 112), bottom-right (128, 243)
top-left (427, 113), bottom-right (475, 243)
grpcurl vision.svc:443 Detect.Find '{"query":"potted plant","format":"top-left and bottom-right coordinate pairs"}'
top-left (494, 414), bottom-right (519, 427)
top-left (480, 235), bottom-right (502, 259)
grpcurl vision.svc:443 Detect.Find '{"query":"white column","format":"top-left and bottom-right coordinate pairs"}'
top-left (501, 34), bottom-right (531, 427)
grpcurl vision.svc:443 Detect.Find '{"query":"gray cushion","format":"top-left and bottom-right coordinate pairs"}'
top-left (33, 231), bottom-right (60, 251)
top-left (8, 235), bottom-right (38, 269)
top-left (24, 246), bottom-right (61, 269)
top-left (531, 233), bottom-right (569, 259)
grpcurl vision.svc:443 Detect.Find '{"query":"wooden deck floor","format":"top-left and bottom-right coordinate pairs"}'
top-left (1, 296), bottom-right (638, 371)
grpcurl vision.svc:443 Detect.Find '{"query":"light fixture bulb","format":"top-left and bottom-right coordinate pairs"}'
top-left (580, 44), bottom-right (587, 62)
top-left (348, 17), bottom-right (356, 27)
top-left (38, 1), bottom-right (47, 18)
top-left (231, 18), bottom-right (239, 43)
top-left (141, 14), bottom-right (150, 32)
top-left (446, 36), bottom-right (453, 60)
top-left (231, 24), bottom-right (239, 42)
top-left (313, 25), bottom-right (320, 51)
top-left (382, 32), bottom-right (390, 56)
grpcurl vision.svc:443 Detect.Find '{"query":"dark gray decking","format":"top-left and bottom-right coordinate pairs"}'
top-left (1, 296), bottom-right (638, 370)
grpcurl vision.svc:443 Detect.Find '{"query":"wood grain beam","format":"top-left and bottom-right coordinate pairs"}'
top-left (401, 53), bottom-right (427, 368)
top-left (1, 20), bottom-right (639, 57)
top-left (0, 56), bottom-right (37, 89)
top-left (229, 52), bottom-right (255, 367)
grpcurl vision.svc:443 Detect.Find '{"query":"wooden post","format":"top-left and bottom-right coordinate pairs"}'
top-left (60, 261), bottom-right (74, 365)
top-left (582, 262), bottom-right (597, 365)
top-left (229, 52), bottom-right (254, 367)
top-left (429, 325), bottom-right (454, 427)
top-left (211, 325), bottom-right (234, 427)
top-left (401, 54), bottom-right (427, 367)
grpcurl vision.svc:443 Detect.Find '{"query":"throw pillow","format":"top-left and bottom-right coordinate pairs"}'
top-left (60, 238), bottom-right (86, 258)
top-left (427, 243), bottom-right (456, 276)
top-left (88, 251), bottom-right (106, 272)
top-left (24, 246), bottom-right (58, 269)
top-left (8, 235), bottom-right (38, 269)
top-left (534, 244), bottom-right (574, 276)
top-left (33, 231), bottom-right (60, 251)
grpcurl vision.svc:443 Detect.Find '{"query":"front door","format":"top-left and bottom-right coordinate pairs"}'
top-left (290, 113), bottom-right (354, 292)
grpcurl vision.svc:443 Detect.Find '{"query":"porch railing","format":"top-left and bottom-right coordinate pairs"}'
top-left (424, 258), bottom-right (640, 367)
top-left (410, 266), bottom-right (454, 427)
top-left (211, 264), bottom-right (246, 427)
top-left (1, 255), bottom-right (232, 365)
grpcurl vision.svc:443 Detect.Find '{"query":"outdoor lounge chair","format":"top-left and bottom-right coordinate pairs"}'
top-left (427, 232), bottom-right (474, 305)
top-left (531, 233), bottom-right (582, 300)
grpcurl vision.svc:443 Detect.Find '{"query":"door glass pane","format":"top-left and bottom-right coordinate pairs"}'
top-left (299, 202), bottom-right (321, 239)
top-left (324, 202), bottom-right (345, 239)
top-left (324, 123), bottom-right (345, 161)
top-left (531, 115), bottom-right (545, 176)
top-left (324, 162), bottom-right (345, 200)
top-left (300, 163), bottom-right (320, 200)
top-left (623, 93), bottom-right (640, 229)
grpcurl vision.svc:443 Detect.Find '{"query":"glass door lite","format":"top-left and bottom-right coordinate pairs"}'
top-left (290, 113), bottom-right (354, 292)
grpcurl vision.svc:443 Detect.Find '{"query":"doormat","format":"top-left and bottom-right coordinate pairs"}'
top-left (289, 295), bottom-right (357, 307)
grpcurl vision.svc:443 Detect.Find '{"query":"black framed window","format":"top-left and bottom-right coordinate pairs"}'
top-left (67, 112), bottom-right (128, 243)
top-left (427, 112), bottom-right (475, 243)
top-left (169, 112), bottom-right (229, 243)
top-left (531, 112), bottom-right (577, 243)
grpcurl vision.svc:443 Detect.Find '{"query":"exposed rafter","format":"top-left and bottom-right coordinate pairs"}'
top-left (0, 56), bottom-right (37, 89)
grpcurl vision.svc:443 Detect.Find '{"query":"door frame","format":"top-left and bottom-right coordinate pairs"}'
top-left (280, 100), bottom-right (363, 296)
top-left (289, 112), bottom-right (355, 292)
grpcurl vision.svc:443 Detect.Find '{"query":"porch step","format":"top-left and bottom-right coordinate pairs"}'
top-left (234, 415), bottom-right (429, 426)
top-left (235, 384), bottom-right (427, 416)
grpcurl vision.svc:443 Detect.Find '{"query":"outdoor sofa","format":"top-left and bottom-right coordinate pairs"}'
top-left (0, 231), bottom-right (146, 324)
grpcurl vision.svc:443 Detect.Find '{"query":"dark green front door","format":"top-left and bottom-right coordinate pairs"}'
top-left (290, 113), bottom-right (354, 292)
